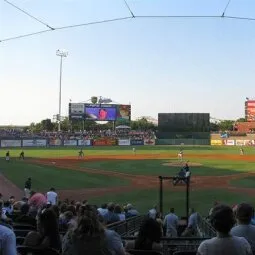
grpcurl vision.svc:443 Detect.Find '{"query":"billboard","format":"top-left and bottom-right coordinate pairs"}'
top-left (69, 103), bottom-right (131, 121)
top-left (1, 140), bottom-right (22, 147)
top-left (116, 105), bottom-right (131, 121)
top-left (118, 139), bottom-right (131, 146)
top-left (23, 139), bottom-right (47, 147)
top-left (63, 140), bottom-right (77, 146)
top-left (78, 139), bottom-right (91, 146)
top-left (245, 100), bottom-right (255, 121)
top-left (85, 105), bottom-right (116, 121)
top-left (69, 103), bottom-right (85, 119)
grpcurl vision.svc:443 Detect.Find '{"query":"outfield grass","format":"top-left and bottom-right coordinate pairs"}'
top-left (0, 159), bottom-right (129, 191)
top-left (81, 159), bottom-right (245, 176)
top-left (0, 145), bottom-right (255, 158)
top-left (89, 188), bottom-right (255, 216)
top-left (230, 177), bottom-right (255, 189)
top-left (1, 146), bottom-right (255, 214)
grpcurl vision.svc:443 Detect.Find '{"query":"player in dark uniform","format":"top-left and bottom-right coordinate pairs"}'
top-left (5, 151), bottom-right (10, 162)
top-left (78, 149), bottom-right (84, 158)
top-left (19, 151), bottom-right (25, 160)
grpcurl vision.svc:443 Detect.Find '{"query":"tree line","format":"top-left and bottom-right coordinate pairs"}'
top-left (20, 117), bottom-right (246, 133)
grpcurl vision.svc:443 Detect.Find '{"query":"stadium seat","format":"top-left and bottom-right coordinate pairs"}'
top-left (16, 236), bottom-right (25, 245)
top-left (127, 250), bottom-right (162, 255)
top-left (17, 246), bottom-right (60, 255)
top-left (13, 223), bottom-right (36, 230)
top-left (14, 229), bottom-right (31, 237)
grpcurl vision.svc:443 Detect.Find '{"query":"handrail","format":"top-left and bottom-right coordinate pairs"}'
top-left (107, 215), bottom-right (145, 237)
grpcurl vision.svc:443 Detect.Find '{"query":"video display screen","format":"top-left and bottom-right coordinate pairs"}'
top-left (85, 107), bottom-right (116, 121)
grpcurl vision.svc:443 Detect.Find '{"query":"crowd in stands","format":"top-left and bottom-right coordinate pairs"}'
top-left (0, 128), bottom-right (155, 140)
top-left (1, 187), bottom-right (255, 255)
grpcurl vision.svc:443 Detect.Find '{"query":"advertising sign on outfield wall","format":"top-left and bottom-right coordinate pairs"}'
top-left (23, 139), bottom-right (47, 147)
top-left (244, 140), bottom-right (253, 146)
top-left (224, 140), bottom-right (235, 146)
top-left (93, 138), bottom-right (116, 146)
top-left (236, 140), bottom-right (245, 146)
top-left (118, 139), bottom-right (131, 146)
top-left (130, 139), bottom-right (144, 145)
top-left (1, 140), bottom-right (22, 147)
top-left (49, 139), bottom-right (62, 146)
top-left (210, 139), bottom-right (223, 146)
top-left (63, 140), bottom-right (77, 146)
top-left (144, 138), bottom-right (155, 145)
top-left (78, 140), bottom-right (91, 146)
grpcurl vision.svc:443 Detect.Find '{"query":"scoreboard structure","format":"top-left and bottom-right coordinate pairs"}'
top-left (245, 100), bottom-right (255, 122)
top-left (157, 113), bottom-right (210, 141)
top-left (69, 103), bottom-right (131, 121)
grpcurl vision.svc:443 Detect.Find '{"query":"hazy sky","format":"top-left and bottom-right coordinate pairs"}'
top-left (1, 0), bottom-right (255, 125)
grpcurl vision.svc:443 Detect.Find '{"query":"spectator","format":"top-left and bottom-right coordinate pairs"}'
top-left (98, 203), bottom-right (108, 217)
top-left (46, 187), bottom-right (58, 205)
top-left (182, 208), bottom-right (198, 237)
top-left (148, 205), bottom-right (158, 220)
top-left (28, 191), bottom-right (47, 210)
top-left (125, 204), bottom-right (139, 218)
top-left (163, 208), bottom-right (179, 237)
top-left (104, 203), bottom-right (120, 224)
top-left (2, 201), bottom-right (13, 216)
top-left (59, 203), bottom-right (68, 220)
top-left (114, 205), bottom-right (126, 221)
top-left (0, 224), bottom-right (16, 255)
top-left (126, 218), bottom-right (162, 251)
top-left (231, 203), bottom-right (255, 252)
top-left (209, 201), bottom-right (219, 216)
top-left (62, 206), bottom-right (125, 255)
top-left (15, 203), bottom-right (36, 226)
top-left (197, 204), bottom-right (252, 255)
top-left (24, 208), bottom-right (61, 251)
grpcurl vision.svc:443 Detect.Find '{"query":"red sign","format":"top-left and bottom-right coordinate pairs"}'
top-left (93, 138), bottom-right (116, 146)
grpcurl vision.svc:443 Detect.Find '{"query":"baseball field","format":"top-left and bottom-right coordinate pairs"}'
top-left (1, 145), bottom-right (255, 216)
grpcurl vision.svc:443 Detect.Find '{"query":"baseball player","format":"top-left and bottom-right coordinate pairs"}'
top-left (78, 149), bottom-right (84, 158)
top-left (5, 151), bottom-right (10, 162)
top-left (240, 148), bottom-right (244, 155)
top-left (132, 147), bottom-right (136, 155)
top-left (178, 149), bottom-right (183, 161)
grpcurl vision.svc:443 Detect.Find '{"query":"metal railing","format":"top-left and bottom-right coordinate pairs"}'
top-left (123, 236), bottom-right (208, 255)
top-left (197, 214), bottom-right (216, 238)
top-left (107, 215), bottom-right (145, 237)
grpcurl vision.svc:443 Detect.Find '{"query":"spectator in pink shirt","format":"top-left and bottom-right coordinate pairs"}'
top-left (29, 191), bottom-right (47, 210)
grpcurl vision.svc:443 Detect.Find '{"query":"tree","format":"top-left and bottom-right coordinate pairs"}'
top-left (218, 120), bottom-right (235, 131)
top-left (41, 119), bottom-right (55, 131)
top-left (210, 122), bottom-right (220, 131)
top-left (236, 118), bottom-right (246, 122)
top-left (130, 118), bottom-right (156, 131)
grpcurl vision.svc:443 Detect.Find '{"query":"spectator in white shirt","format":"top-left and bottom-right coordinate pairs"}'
top-left (46, 188), bottom-right (58, 205)
top-left (148, 205), bottom-right (158, 220)
top-left (198, 204), bottom-right (252, 255)
top-left (0, 224), bottom-right (16, 255)
top-left (163, 208), bottom-right (179, 237)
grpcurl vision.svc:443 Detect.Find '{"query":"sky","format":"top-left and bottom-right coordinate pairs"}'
top-left (1, 0), bottom-right (255, 125)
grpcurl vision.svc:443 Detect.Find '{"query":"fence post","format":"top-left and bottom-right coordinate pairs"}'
top-left (159, 176), bottom-right (163, 215)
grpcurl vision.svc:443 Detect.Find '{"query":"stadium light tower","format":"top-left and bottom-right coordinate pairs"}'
top-left (56, 49), bottom-right (68, 132)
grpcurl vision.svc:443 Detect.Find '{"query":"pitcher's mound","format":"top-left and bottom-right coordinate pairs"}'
top-left (162, 162), bottom-right (202, 167)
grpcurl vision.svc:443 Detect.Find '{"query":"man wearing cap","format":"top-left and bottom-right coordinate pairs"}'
top-left (231, 203), bottom-right (255, 253)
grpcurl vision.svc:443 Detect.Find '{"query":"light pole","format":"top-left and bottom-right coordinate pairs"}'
top-left (56, 49), bottom-right (68, 132)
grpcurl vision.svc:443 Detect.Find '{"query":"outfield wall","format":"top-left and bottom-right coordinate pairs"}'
top-left (211, 139), bottom-right (255, 146)
top-left (156, 139), bottom-right (210, 145)
top-left (0, 138), bottom-right (153, 147)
